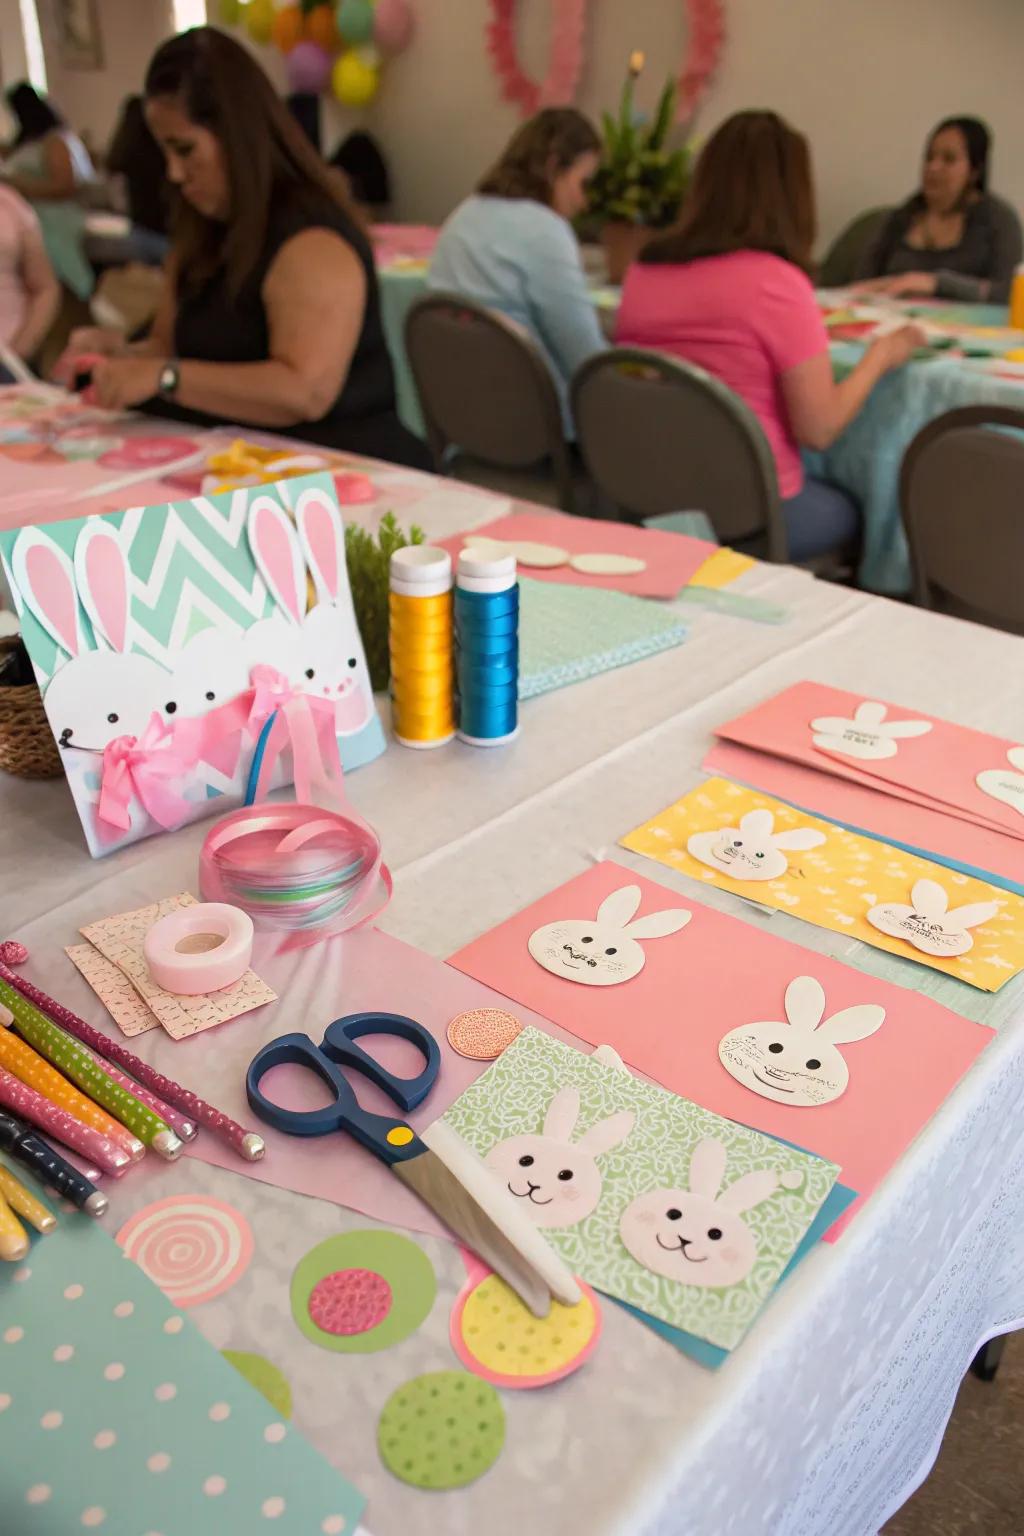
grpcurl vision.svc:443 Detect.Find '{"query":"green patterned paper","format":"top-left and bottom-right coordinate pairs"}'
top-left (518, 578), bottom-right (687, 700)
top-left (443, 1028), bottom-right (838, 1350)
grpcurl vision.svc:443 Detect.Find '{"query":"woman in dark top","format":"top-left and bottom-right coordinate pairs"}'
top-left (57, 27), bottom-right (429, 468)
top-left (855, 116), bottom-right (1022, 303)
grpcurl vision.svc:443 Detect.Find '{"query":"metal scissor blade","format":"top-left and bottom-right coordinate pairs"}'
top-left (394, 1121), bottom-right (582, 1319)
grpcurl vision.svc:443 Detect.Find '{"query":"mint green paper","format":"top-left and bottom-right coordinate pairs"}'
top-left (518, 577), bottom-right (687, 700)
top-left (443, 1028), bottom-right (838, 1350)
top-left (0, 1207), bottom-right (365, 1535)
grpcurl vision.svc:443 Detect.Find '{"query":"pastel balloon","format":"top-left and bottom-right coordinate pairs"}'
top-left (304, 3), bottom-right (340, 51)
top-left (336, 0), bottom-right (374, 45)
top-left (332, 48), bottom-right (379, 105)
top-left (271, 4), bottom-right (304, 52)
top-left (246, 0), bottom-right (275, 43)
top-left (287, 40), bottom-right (333, 93)
top-left (373, 0), bottom-right (414, 53)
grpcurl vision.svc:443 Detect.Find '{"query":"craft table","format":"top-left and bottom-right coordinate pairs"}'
top-left (3, 451), bottom-right (1023, 1535)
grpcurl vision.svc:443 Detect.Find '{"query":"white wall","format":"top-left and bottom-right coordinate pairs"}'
top-left (31, 0), bottom-right (174, 152)
top-left (366, 0), bottom-right (1024, 248)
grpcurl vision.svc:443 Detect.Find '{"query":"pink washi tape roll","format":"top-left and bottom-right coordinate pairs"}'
top-left (143, 903), bottom-right (254, 996)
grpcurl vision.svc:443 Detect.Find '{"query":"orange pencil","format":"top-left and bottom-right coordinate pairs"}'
top-left (0, 1008), bottom-right (144, 1160)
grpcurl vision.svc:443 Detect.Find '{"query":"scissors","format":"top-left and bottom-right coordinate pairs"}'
top-left (247, 1012), bottom-right (580, 1318)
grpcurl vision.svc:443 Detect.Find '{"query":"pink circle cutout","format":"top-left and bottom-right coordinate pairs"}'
top-left (308, 1269), bottom-right (392, 1336)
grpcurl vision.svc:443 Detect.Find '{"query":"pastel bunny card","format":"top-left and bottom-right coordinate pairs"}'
top-left (810, 700), bottom-right (933, 760)
top-left (0, 473), bottom-right (385, 856)
top-left (624, 778), bottom-right (1024, 991)
top-left (443, 1026), bottom-right (838, 1350)
top-left (976, 747), bottom-right (1024, 820)
top-left (448, 861), bottom-right (994, 1236)
top-left (527, 883), bottom-right (690, 986)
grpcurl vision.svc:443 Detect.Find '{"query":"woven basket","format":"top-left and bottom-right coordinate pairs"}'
top-left (0, 636), bottom-right (62, 779)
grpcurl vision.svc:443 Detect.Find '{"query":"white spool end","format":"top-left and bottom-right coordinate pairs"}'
top-left (390, 545), bottom-right (452, 596)
top-left (456, 547), bottom-right (517, 593)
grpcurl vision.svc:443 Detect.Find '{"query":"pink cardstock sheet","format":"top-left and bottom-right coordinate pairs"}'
top-left (437, 510), bottom-right (717, 598)
top-left (718, 683), bottom-right (1024, 841)
top-left (704, 741), bottom-right (1024, 891)
top-left (447, 861), bottom-right (993, 1238)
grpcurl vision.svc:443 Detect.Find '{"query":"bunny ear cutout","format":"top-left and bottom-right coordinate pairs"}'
top-left (248, 497), bottom-right (307, 626)
top-left (11, 527), bottom-right (83, 660)
top-left (295, 488), bottom-right (347, 606)
top-left (1007, 746), bottom-right (1024, 772)
top-left (74, 520), bottom-right (131, 653)
top-left (717, 1168), bottom-right (780, 1215)
top-left (773, 827), bottom-right (827, 851)
top-left (816, 1002), bottom-right (885, 1046)
top-left (739, 809), bottom-right (775, 838)
top-left (596, 885), bottom-right (642, 929)
top-left (811, 714), bottom-right (855, 735)
top-left (784, 975), bottom-right (826, 1029)
top-left (854, 701), bottom-right (888, 727)
top-left (944, 900), bottom-right (1001, 932)
top-left (542, 1086), bottom-right (581, 1142)
top-left (624, 907), bottom-right (691, 940)
top-left (881, 719), bottom-right (932, 739)
top-left (910, 879), bottom-right (948, 918)
top-left (577, 1109), bottom-right (635, 1157)
top-left (688, 1137), bottom-right (727, 1201)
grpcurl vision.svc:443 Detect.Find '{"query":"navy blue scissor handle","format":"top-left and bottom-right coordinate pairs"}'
top-left (245, 1011), bottom-right (440, 1166)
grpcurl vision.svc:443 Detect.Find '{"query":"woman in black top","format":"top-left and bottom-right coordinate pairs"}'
top-left (855, 116), bottom-right (1022, 304)
top-left (57, 27), bottom-right (429, 469)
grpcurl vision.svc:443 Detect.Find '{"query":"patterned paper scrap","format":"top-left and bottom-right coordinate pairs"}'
top-left (621, 778), bottom-right (1024, 992)
top-left (65, 944), bottom-right (159, 1037)
top-left (79, 893), bottom-right (276, 1040)
top-left (443, 1027), bottom-right (838, 1351)
top-left (0, 1210), bottom-right (365, 1535)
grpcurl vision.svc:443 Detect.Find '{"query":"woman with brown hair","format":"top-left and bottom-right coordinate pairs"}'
top-left (428, 108), bottom-right (607, 422)
top-left (615, 111), bottom-right (923, 560)
top-left (56, 27), bottom-right (429, 468)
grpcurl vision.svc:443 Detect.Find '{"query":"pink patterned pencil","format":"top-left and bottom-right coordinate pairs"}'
top-left (0, 949), bottom-right (266, 1162)
top-left (0, 1064), bottom-right (134, 1176)
top-left (81, 1046), bottom-right (197, 1141)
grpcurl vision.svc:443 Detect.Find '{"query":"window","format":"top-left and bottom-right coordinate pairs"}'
top-left (172, 0), bottom-right (208, 29)
top-left (17, 0), bottom-right (47, 93)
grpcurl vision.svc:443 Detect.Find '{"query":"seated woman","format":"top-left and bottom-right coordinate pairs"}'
top-left (2, 83), bottom-right (95, 302)
top-left (615, 111), bottom-right (923, 562)
top-left (0, 183), bottom-right (59, 370)
top-left (57, 28), bottom-right (429, 469)
top-left (428, 109), bottom-right (607, 422)
top-left (855, 117), bottom-right (1021, 303)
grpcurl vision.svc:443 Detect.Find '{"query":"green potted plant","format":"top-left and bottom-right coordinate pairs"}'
top-left (586, 55), bottom-right (692, 284)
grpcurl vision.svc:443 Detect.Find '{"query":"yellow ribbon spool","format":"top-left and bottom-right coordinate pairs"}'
top-left (389, 588), bottom-right (455, 747)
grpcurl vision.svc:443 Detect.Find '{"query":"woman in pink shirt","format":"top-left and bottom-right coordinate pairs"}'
top-left (615, 111), bottom-right (923, 561)
top-left (0, 184), bottom-right (59, 370)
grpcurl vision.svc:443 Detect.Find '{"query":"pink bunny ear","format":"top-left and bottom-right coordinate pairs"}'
top-left (11, 527), bottom-right (82, 659)
top-left (717, 1167), bottom-right (780, 1215)
top-left (295, 488), bottom-right (346, 605)
top-left (688, 1137), bottom-right (727, 1200)
top-left (247, 497), bottom-right (306, 626)
top-left (74, 520), bottom-right (131, 653)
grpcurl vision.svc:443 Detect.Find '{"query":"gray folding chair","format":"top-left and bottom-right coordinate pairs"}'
top-left (819, 206), bottom-right (892, 288)
top-left (405, 292), bottom-right (580, 513)
top-left (900, 404), bottom-right (1024, 635)
top-left (571, 348), bottom-right (788, 561)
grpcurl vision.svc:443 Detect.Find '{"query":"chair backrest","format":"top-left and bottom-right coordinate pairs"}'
top-left (404, 292), bottom-right (575, 504)
top-left (819, 207), bottom-right (892, 288)
top-left (571, 348), bottom-right (787, 559)
top-left (900, 404), bottom-right (1024, 635)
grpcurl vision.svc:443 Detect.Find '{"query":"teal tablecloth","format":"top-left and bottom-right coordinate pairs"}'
top-left (378, 268), bottom-right (1024, 595)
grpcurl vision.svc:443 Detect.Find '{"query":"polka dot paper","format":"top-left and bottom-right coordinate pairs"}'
top-left (0, 1215), bottom-right (365, 1535)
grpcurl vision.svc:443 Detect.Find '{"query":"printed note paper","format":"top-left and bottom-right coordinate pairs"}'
top-left (621, 778), bottom-right (1024, 991)
top-left (448, 861), bottom-right (993, 1235)
top-left (442, 1027), bottom-right (838, 1351)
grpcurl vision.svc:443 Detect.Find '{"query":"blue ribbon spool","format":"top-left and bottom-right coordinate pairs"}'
top-left (456, 586), bottom-right (519, 613)
top-left (459, 631), bottom-right (519, 658)
top-left (454, 580), bottom-right (520, 744)
top-left (457, 660), bottom-right (519, 689)
top-left (456, 609), bottom-right (519, 637)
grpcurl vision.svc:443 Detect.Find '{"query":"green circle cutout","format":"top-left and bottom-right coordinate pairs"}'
top-left (378, 1371), bottom-right (505, 1490)
top-left (290, 1230), bottom-right (436, 1354)
top-left (221, 1350), bottom-right (293, 1419)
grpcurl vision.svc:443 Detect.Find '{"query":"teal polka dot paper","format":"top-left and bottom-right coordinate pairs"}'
top-left (0, 1214), bottom-right (365, 1536)
top-left (517, 578), bottom-right (688, 700)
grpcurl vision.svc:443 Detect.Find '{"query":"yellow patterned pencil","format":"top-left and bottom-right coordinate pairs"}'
top-left (0, 1186), bottom-right (28, 1261)
top-left (0, 1162), bottom-right (56, 1234)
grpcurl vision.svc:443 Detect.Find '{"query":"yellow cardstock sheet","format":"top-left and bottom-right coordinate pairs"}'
top-left (621, 778), bottom-right (1024, 993)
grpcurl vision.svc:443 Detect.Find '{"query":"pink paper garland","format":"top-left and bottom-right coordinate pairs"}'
top-left (485, 0), bottom-right (589, 117)
top-left (677, 0), bottom-right (725, 121)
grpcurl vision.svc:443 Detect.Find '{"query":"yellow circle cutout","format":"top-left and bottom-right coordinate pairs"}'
top-left (459, 1274), bottom-right (596, 1378)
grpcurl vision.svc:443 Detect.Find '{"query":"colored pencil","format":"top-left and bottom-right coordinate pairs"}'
top-left (0, 1064), bottom-right (134, 1175)
top-left (0, 1186), bottom-right (28, 1261)
top-left (0, 1110), bottom-right (108, 1217)
top-left (0, 1162), bottom-right (56, 1233)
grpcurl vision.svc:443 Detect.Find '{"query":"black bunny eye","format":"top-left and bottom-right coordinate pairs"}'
top-left (557, 1169), bottom-right (573, 1182)
top-left (806, 1058), bottom-right (821, 1071)
top-left (347, 657), bottom-right (357, 668)
top-left (707, 1227), bottom-right (723, 1241)
top-left (581, 936), bottom-right (593, 944)
top-left (205, 690), bottom-right (215, 701)
top-left (666, 1208), bottom-right (681, 1221)
top-left (305, 668), bottom-right (315, 679)
top-left (165, 701), bottom-right (177, 714)
top-left (768, 1043), bottom-right (783, 1054)
top-left (518, 1155), bottom-right (534, 1168)
top-left (733, 839), bottom-right (743, 847)
top-left (755, 851), bottom-right (765, 859)
top-left (604, 947), bottom-right (617, 956)
top-left (107, 712), bottom-right (119, 724)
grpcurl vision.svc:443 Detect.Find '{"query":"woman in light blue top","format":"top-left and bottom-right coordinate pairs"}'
top-left (428, 108), bottom-right (606, 424)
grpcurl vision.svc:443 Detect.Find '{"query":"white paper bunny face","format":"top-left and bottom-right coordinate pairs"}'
top-left (718, 976), bottom-right (885, 1107)
top-left (976, 747), bottom-right (1024, 819)
top-left (159, 627), bottom-right (250, 723)
top-left (619, 1137), bottom-right (798, 1288)
top-left (484, 1086), bottom-right (635, 1229)
top-left (12, 522), bottom-right (166, 752)
top-left (811, 700), bottom-right (932, 761)
top-left (527, 884), bottom-right (691, 987)
top-left (687, 809), bottom-right (826, 882)
top-left (867, 879), bottom-right (1000, 958)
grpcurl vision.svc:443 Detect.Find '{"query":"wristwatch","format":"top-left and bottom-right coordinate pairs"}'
top-left (158, 360), bottom-right (180, 399)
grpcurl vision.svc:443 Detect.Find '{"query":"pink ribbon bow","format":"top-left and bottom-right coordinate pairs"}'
top-left (98, 713), bottom-right (194, 832)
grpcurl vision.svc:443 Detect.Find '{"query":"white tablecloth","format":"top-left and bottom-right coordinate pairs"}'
top-left (3, 528), bottom-right (1023, 1535)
